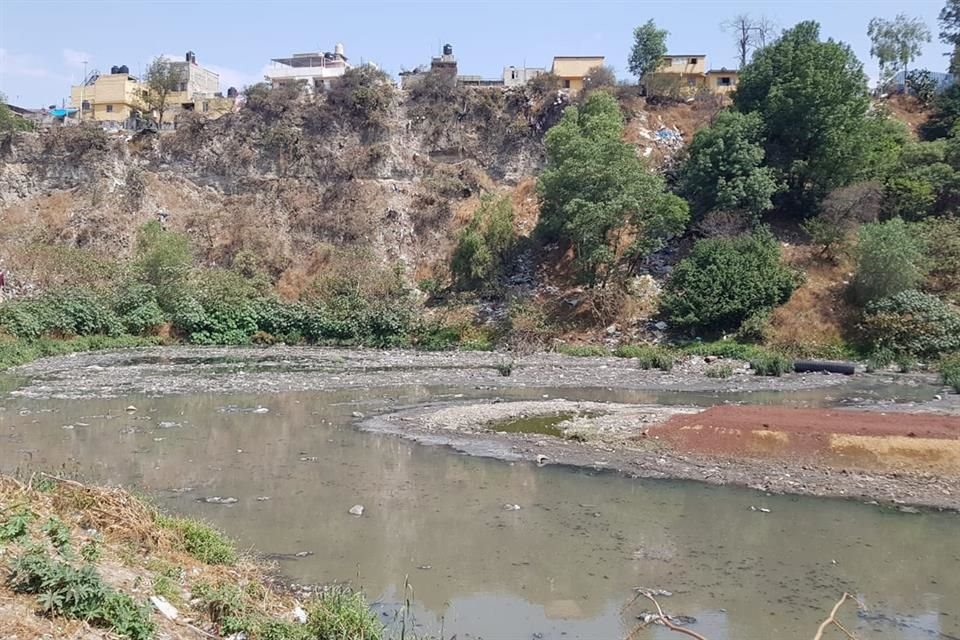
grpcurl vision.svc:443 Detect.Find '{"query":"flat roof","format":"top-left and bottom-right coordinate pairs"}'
top-left (706, 69), bottom-right (738, 74)
top-left (552, 56), bottom-right (604, 59)
top-left (664, 54), bottom-right (708, 58)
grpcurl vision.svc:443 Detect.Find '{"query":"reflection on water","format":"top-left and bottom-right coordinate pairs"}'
top-left (1, 387), bottom-right (957, 639)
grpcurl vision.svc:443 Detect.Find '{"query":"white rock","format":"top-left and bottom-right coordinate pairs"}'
top-left (536, 454), bottom-right (549, 465)
top-left (654, 321), bottom-right (668, 331)
top-left (292, 605), bottom-right (308, 623)
top-left (151, 595), bottom-right (178, 620)
top-left (348, 504), bottom-right (365, 516)
top-left (125, 405), bottom-right (137, 413)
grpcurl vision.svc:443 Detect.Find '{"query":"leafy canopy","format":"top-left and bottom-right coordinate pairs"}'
top-left (660, 229), bottom-right (799, 334)
top-left (451, 195), bottom-right (516, 291)
top-left (734, 21), bottom-right (872, 210)
top-left (680, 110), bottom-right (781, 221)
top-left (142, 57), bottom-right (185, 126)
top-left (537, 91), bottom-right (688, 283)
top-left (628, 20), bottom-right (668, 80)
top-left (867, 13), bottom-right (931, 87)
top-left (852, 218), bottom-right (927, 304)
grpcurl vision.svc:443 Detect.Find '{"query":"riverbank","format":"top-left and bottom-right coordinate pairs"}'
top-left (360, 399), bottom-right (960, 510)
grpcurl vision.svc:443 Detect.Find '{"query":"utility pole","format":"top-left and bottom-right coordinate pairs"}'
top-left (80, 60), bottom-right (88, 120)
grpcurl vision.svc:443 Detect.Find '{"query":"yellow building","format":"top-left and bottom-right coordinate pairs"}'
top-left (643, 54), bottom-right (739, 99)
top-left (550, 56), bottom-right (605, 95)
top-left (70, 70), bottom-right (143, 122)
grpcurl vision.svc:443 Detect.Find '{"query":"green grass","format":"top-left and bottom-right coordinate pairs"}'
top-left (613, 344), bottom-right (674, 371)
top-left (157, 515), bottom-right (237, 565)
top-left (556, 344), bottom-right (609, 357)
top-left (679, 340), bottom-right (770, 362)
top-left (941, 354), bottom-right (960, 392)
top-left (0, 335), bottom-right (162, 371)
top-left (749, 352), bottom-right (793, 377)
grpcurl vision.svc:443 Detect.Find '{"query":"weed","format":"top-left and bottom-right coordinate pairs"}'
top-left (896, 354), bottom-right (917, 373)
top-left (866, 348), bottom-right (896, 373)
top-left (556, 344), bottom-right (609, 357)
top-left (705, 364), bottom-right (734, 378)
top-left (749, 352), bottom-right (793, 376)
top-left (7, 547), bottom-right (154, 640)
top-left (192, 580), bottom-right (246, 625)
top-left (158, 515), bottom-right (237, 565)
top-left (152, 574), bottom-right (180, 603)
top-left (0, 508), bottom-right (32, 542)
top-left (80, 538), bottom-right (102, 562)
top-left (495, 360), bottom-right (514, 377)
top-left (613, 345), bottom-right (674, 371)
top-left (42, 516), bottom-right (71, 553)
top-left (307, 587), bottom-right (383, 640)
top-left (941, 353), bottom-right (960, 392)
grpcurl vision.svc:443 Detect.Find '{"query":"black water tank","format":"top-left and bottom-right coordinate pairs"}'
top-left (110, 65), bottom-right (119, 74)
top-left (118, 65), bottom-right (129, 74)
top-left (186, 51), bottom-right (194, 62)
top-left (227, 86), bottom-right (238, 98)
top-left (443, 43), bottom-right (453, 56)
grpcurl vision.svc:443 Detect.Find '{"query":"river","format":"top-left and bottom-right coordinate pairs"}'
top-left (1, 351), bottom-right (958, 639)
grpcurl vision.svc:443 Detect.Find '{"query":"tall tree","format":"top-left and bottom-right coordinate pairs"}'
top-left (722, 14), bottom-right (778, 68)
top-left (142, 57), bottom-right (185, 128)
top-left (537, 92), bottom-right (688, 283)
top-left (734, 21), bottom-right (872, 210)
top-left (628, 20), bottom-right (668, 81)
top-left (867, 14), bottom-right (931, 89)
top-left (680, 110), bottom-right (781, 221)
top-left (939, 0), bottom-right (960, 74)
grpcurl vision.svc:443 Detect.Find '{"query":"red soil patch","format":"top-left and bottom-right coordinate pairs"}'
top-left (655, 406), bottom-right (960, 471)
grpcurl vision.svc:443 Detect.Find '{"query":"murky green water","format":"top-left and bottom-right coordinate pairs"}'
top-left (1, 384), bottom-right (957, 639)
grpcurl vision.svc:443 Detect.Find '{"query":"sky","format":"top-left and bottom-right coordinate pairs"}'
top-left (0, 0), bottom-right (952, 108)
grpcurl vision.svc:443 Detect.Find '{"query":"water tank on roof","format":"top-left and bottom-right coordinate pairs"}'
top-left (443, 44), bottom-right (453, 56)
top-left (227, 87), bottom-right (238, 98)
top-left (186, 50), bottom-right (195, 63)
top-left (118, 65), bottom-right (129, 75)
top-left (334, 43), bottom-right (345, 57)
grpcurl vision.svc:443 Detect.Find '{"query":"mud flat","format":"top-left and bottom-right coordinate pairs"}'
top-left (361, 399), bottom-right (960, 510)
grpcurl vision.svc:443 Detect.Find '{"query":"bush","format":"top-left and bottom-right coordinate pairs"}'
top-left (613, 344), bottom-right (674, 371)
top-left (0, 290), bottom-right (122, 339)
top-left (114, 283), bottom-right (166, 335)
top-left (451, 195), bottom-right (515, 291)
top-left (859, 290), bottom-right (960, 358)
top-left (749, 352), bottom-right (792, 376)
top-left (705, 364), bottom-right (734, 378)
top-left (557, 344), bottom-right (609, 357)
top-left (852, 218), bottom-right (926, 305)
top-left (941, 353), bottom-right (960, 392)
top-left (660, 229), bottom-right (800, 335)
top-left (306, 588), bottom-right (383, 640)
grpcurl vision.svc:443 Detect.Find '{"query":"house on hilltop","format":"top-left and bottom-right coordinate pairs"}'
top-left (643, 54), bottom-right (739, 99)
top-left (265, 44), bottom-right (351, 93)
top-left (550, 56), bottom-right (605, 95)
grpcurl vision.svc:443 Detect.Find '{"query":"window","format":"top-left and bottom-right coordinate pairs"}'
top-left (203, 101), bottom-right (209, 112)
top-left (689, 58), bottom-right (698, 65)
top-left (105, 104), bottom-right (113, 113)
top-left (719, 76), bottom-right (732, 86)
top-left (562, 79), bottom-right (571, 89)
top-left (511, 70), bottom-right (517, 80)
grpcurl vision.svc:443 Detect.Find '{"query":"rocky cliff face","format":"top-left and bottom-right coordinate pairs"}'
top-left (0, 83), bottom-right (714, 297)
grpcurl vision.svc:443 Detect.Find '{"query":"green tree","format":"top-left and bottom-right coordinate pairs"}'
top-left (132, 221), bottom-right (192, 311)
top-left (680, 110), bottom-right (781, 221)
top-left (628, 20), bottom-right (668, 81)
top-left (0, 93), bottom-right (32, 133)
top-left (734, 21), bottom-right (872, 211)
top-left (142, 57), bottom-right (185, 128)
top-left (868, 14), bottom-right (931, 89)
top-left (536, 91), bottom-right (688, 283)
top-left (451, 195), bottom-right (516, 290)
top-left (852, 218), bottom-right (926, 304)
top-left (659, 228), bottom-right (799, 334)
top-left (939, 0), bottom-right (960, 74)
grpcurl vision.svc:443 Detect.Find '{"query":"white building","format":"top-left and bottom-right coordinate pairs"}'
top-left (503, 66), bottom-right (545, 87)
top-left (265, 44), bottom-right (350, 92)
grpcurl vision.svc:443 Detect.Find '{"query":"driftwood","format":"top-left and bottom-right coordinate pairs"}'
top-left (624, 590), bottom-right (861, 640)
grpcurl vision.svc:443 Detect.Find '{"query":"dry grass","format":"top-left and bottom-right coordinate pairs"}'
top-left (0, 474), bottom-right (299, 640)
top-left (766, 245), bottom-right (856, 356)
top-left (878, 94), bottom-right (929, 137)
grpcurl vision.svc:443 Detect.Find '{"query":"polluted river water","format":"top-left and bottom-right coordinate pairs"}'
top-left (1, 360), bottom-right (958, 639)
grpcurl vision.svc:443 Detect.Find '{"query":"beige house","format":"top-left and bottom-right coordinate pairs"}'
top-left (643, 54), bottom-right (738, 99)
top-left (70, 69), bottom-right (142, 122)
top-left (551, 56), bottom-right (605, 95)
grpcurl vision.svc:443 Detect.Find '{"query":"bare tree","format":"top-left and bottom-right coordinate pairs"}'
top-left (722, 14), bottom-right (779, 68)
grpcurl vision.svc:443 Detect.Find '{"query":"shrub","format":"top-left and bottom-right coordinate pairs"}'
top-left (866, 347), bottom-right (896, 372)
top-left (495, 361), bottom-right (514, 377)
top-left (114, 283), bottom-right (165, 335)
top-left (749, 352), bottom-right (792, 376)
top-left (852, 218), bottom-right (926, 304)
top-left (451, 195), bottom-right (516, 291)
top-left (133, 221), bottom-right (192, 311)
top-left (557, 344), bottom-right (609, 357)
top-left (0, 290), bottom-right (122, 339)
top-left (859, 290), bottom-right (960, 358)
top-left (660, 229), bottom-right (800, 334)
top-left (941, 353), bottom-right (960, 392)
top-left (613, 344), bottom-right (674, 371)
top-left (705, 364), bottom-right (734, 378)
top-left (920, 217), bottom-right (960, 303)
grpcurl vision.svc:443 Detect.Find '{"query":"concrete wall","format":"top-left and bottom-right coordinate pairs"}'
top-left (70, 74), bottom-right (142, 122)
top-left (503, 66), bottom-right (545, 87)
